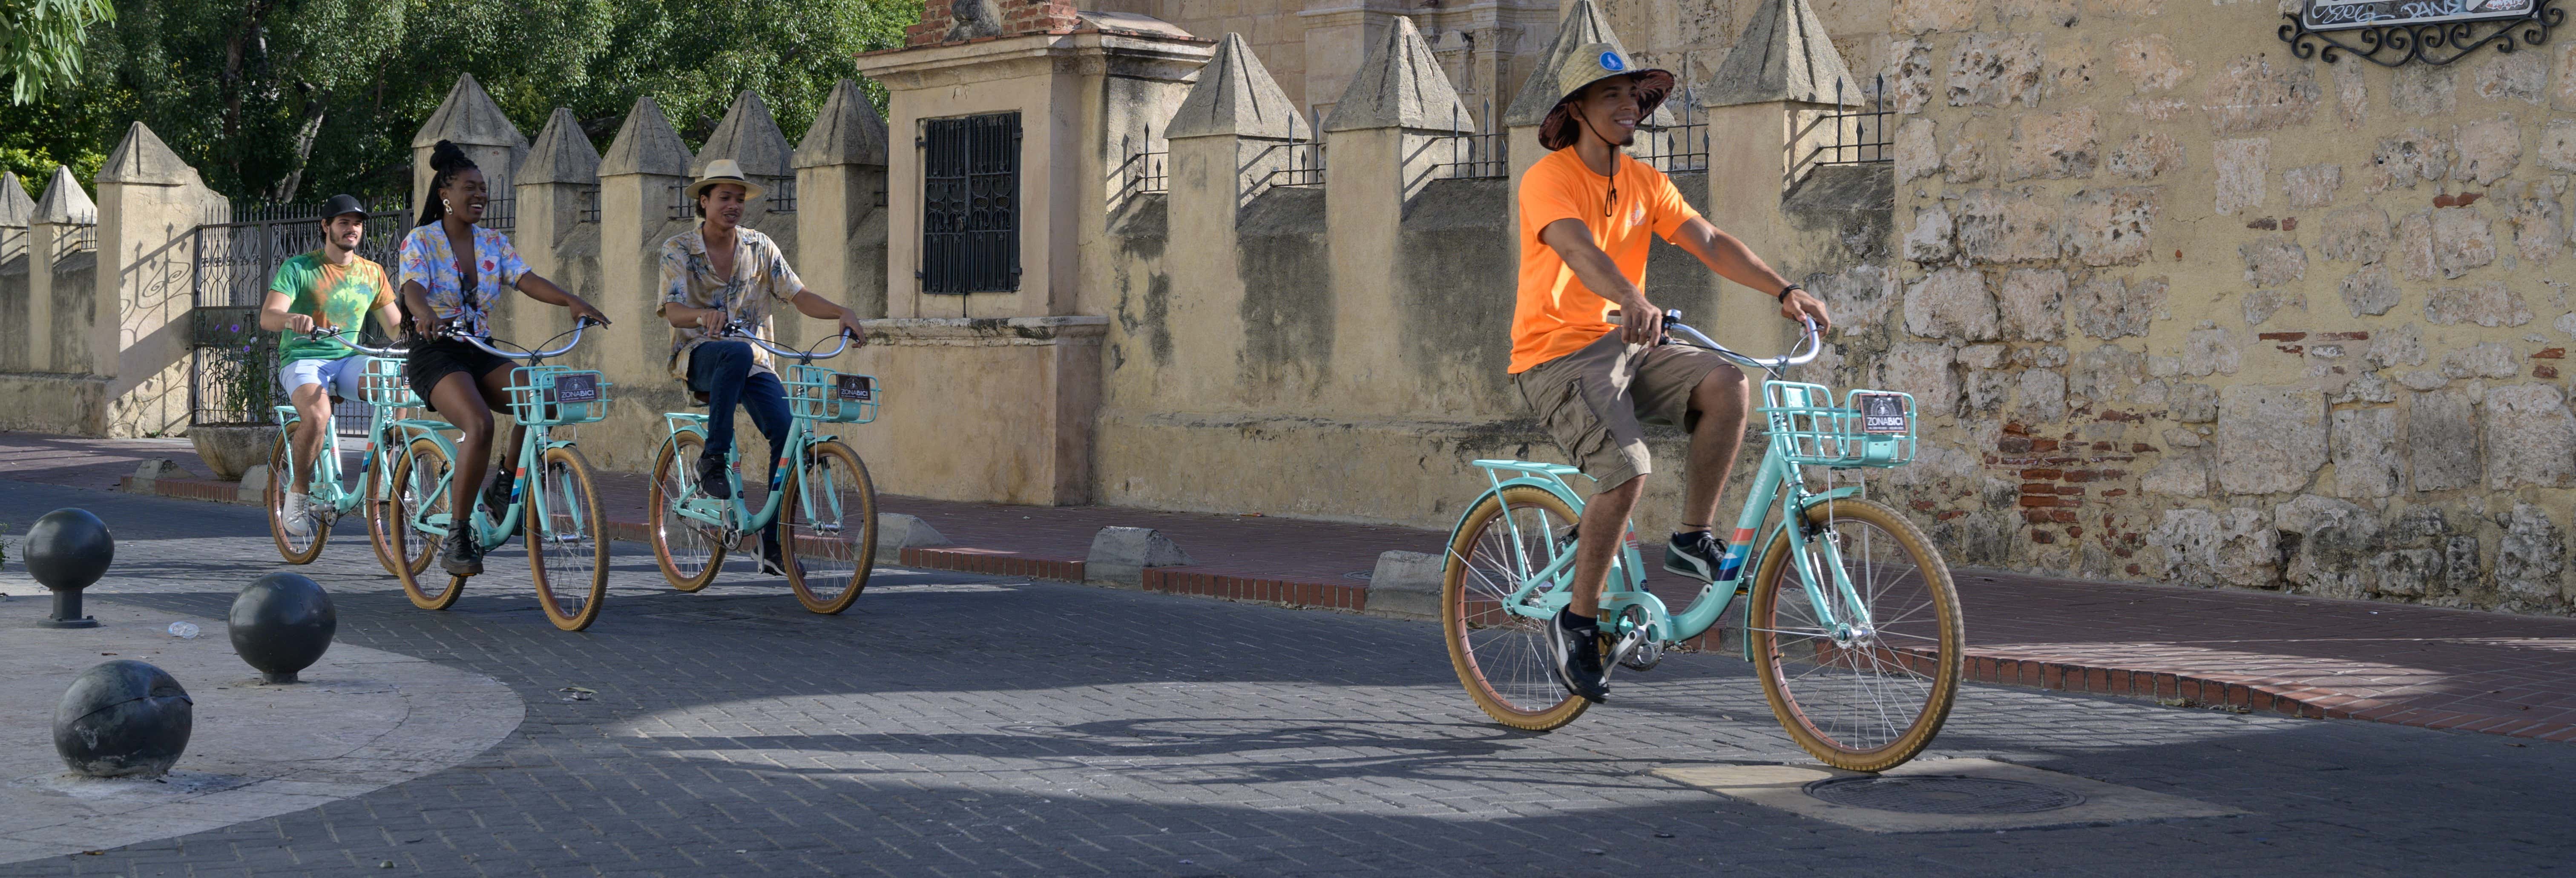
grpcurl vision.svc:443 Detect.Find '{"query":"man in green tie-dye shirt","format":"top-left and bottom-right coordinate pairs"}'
top-left (259, 194), bottom-right (403, 536)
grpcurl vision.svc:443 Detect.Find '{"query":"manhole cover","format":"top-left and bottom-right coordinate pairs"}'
top-left (1802, 775), bottom-right (2084, 814)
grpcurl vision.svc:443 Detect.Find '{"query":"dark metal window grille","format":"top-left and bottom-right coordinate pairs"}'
top-left (669, 181), bottom-right (695, 221)
top-left (1806, 75), bottom-right (1895, 167)
top-left (763, 175), bottom-right (797, 213)
top-left (1115, 127), bottom-right (1168, 201)
top-left (1437, 102), bottom-right (1507, 180)
top-left (1637, 98), bottom-right (1710, 173)
top-left (480, 195), bottom-right (515, 230)
top-left (922, 112), bottom-right (1022, 295)
top-left (578, 185), bottom-right (601, 223)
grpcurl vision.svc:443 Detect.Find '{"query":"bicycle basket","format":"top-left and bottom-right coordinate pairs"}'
top-left (507, 365), bottom-right (613, 427)
top-left (361, 357), bottom-right (421, 407)
top-left (784, 363), bottom-right (879, 424)
top-left (1759, 381), bottom-right (1917, 468)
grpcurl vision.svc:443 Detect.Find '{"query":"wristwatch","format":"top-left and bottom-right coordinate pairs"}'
top-left (1775, 284), bottom-right (1804, 303)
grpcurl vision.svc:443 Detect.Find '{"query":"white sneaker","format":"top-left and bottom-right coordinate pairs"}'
top-left (283, 492), bottom-right (314, 537)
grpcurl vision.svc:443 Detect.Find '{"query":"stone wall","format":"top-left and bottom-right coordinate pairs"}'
top-left (1883, 0), bottom-right (2576, 610)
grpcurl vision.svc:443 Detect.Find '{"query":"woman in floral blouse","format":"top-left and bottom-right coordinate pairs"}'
top-left (397, 140), bottom-right (612, 577)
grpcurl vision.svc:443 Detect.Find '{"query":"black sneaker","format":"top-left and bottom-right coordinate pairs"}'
top-left (696, 452), bottom-right (732, 500)
top-left (1546, 610), bottom-right (1610, 703)
top-left (1665, 530), bottom-right (1729, 583)
top-left (758, 531), bottom-right (804, 578)
top-left (439, 530), bottom-right (484, 577)
top-left (480, 471), bottom-right (514, 513)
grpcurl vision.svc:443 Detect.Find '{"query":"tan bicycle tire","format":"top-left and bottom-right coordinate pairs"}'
top-left (264, 430), bottom-right (329, 565)
top-left (647, 431), bottom-right (726, 592)
top-left (1442, 484), bottom-right (1590, 732)
top-left (383, 436), bottom-right (466, 611)
top-left (526, 445), bottom-right (610, 632)
top-left (778, 441), bottom-right (878, 615)
top-left (1747, 497), bottom-right (1963, 772)
top-left (365, 434), bottom-right (438, 578)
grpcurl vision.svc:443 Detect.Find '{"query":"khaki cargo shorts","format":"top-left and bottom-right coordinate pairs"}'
top-left (1512, 330), bottom-right (1731, 489)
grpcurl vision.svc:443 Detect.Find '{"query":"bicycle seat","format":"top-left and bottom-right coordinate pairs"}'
top-left (688, 391), bottom-right (708, 408)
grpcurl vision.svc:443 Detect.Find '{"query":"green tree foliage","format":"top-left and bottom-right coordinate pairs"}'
top-left (0, 0), bottom-right (116, 104)
top-left (0, 0), bottom-right (920, 204)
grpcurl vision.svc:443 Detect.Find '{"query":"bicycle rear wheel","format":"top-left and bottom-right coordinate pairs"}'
top-left (264, 430), bottom-right (328, 564)
top-left (647, 431), bottom-right (726, 591)
top-left (1442, 484), bottom-right (1589, 731)
top-left (777, 440), bottom-right (878, 614)
top-left (382, 436), bottom-right (466, 610)
top-left (526, 445), bottom-right (609, 631)
top-left (1748, 497), bottom-right (1962, 772)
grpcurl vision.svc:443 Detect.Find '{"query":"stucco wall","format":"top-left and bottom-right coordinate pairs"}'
top-left (1883, 0), bottom-right (2576, 611)
top-left (0, 252), bottom-right (24, 373)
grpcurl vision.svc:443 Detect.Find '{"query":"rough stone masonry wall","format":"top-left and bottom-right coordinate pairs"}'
top-left (1884, 0), bottom-right (2576, 612)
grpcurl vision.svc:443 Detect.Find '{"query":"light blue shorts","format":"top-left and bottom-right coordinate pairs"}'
top-left (279, 355), bottom-right (372, 402)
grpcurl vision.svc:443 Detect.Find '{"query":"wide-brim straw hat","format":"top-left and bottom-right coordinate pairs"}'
top-left (1538, 43), bottom-right (1676, 151)
top-left (687, 159), bottom-right (766, 203)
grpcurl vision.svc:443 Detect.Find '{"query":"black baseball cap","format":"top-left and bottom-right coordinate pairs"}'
top-left (319, 193), bottom-right (369, 221)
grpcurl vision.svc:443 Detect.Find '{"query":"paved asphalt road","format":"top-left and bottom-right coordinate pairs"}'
top-left (1, 480), bottom-right (2570, 876)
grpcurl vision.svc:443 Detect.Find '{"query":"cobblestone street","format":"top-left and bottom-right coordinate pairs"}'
top-left (4, 480), bottom-right (2573, 876)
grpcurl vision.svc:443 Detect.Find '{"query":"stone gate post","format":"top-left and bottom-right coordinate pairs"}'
top-left (411, 74), bottom-right (529, 220)
top-left (1322, 16), bottom-right (1472, 413)
top-left (590, 97), bottom-right (696, 472)
top-left (693, 90), bottom-right (801, 343)
top-left (1696, 0), bottom-right (1861, 353)
top-left (26, 166), bottom-right (94, 377)
top-left (792, 79), bottom-right (892, 325)
top-left (1162, 32), bottom-right (1309, 406)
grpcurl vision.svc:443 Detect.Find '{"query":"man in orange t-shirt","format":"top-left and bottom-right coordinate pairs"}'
top-left (1512, 44), bottom-right (1833, 703)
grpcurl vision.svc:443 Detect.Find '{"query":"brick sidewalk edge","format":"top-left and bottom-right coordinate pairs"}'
top-left (109, 474), bottom-right (2571, 742)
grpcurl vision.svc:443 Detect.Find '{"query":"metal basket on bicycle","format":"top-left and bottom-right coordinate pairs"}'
top-left (1759, 382), bottom-right (1918, 468)
top-left (360, 356), bottom-right (421, 408)
top-left (782, 363), bottom-right (879, 424)
top-left (506, 365), bottom-right (614, 427)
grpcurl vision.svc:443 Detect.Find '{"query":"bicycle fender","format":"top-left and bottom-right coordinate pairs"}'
top-left (1794, 486), bottom-right (1864, 514)
top-left (1445, 476), bottom-right (1587, 554)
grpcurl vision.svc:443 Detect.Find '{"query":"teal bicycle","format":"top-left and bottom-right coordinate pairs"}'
top-left (261, 329), bottom-right (444, 577)
top-left (1440, 311), bottom-right (1963, 772)
top-left (377, 320), bottom-right (615, 632)
top-left (645, 325), bottom-right (880, 614)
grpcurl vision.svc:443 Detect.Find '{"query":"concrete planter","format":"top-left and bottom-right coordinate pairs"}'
top-left (188, 424), bottom-right (277, 482)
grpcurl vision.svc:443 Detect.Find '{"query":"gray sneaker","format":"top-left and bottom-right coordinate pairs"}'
top-left (1664, 531), bottom-right (1729, 583)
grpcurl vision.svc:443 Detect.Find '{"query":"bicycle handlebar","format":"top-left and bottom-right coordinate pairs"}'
top-left (713, 320), bottom-right (857, 362)
top-left (1605, 309), bottom-right (1823, 370)
top-left (301, 327), bottom-right (410, 357)
top-left (452, 318), bottom-right (597, 360)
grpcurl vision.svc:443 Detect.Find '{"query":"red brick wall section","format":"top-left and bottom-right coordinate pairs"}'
top-left (906, 0), bottom-right (1082, 47)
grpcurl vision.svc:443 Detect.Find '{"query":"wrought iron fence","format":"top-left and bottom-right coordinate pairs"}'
top-left (578, 185), bottom-right (601, 223)
top-left (187, 198), bottom-right (408, 425)
top-left (1636, 98), bottom-right (1710, 173)
top-left (1115, 129), bottom-right (1170, 203)
top-left (1805, 75), bottom-right (1895, 167)
top-left (670, 181), bottom-right (696, 221)
top-left (65, 224), bottom-right (96, 254)
top-left (480, 195), bottom-right (516, 230)
top-left (763, 175), bottom-right (798, 213)
top-left (1436, 102), bottom-right (1507, 180)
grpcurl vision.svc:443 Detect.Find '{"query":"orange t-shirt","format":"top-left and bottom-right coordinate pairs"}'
top-left (1509, 148), bottom-right (1701, 373)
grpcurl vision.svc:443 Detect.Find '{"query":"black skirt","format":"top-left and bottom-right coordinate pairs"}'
top-left (402, 339), bottom-right (516, 412)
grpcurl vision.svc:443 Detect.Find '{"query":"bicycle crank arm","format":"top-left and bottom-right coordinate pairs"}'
top-left (1610, 628), bottom-right (1664, 672)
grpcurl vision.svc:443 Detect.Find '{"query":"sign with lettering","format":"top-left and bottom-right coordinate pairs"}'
top-left (550, 373), bottom-right (601, 405)
top-left (1856, 393), bottom-right (1909, 435)
top-left (835, 374), bottom-right (874, 401)
top-left (2302, 0), bottom-right (2531, 32)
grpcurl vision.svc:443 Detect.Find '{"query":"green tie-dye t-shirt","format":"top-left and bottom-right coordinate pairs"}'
top-left (270, 251), bottom-right (395, 362)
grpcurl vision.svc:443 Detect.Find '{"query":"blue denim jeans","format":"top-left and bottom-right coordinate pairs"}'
top-left (687, 341), bottom-right (792, 479)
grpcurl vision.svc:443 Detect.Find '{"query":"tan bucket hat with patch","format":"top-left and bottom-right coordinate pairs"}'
top-left (687, 158), bottom-right (767, 203)
top-left (1538, 43), bottom-right (1675, 151)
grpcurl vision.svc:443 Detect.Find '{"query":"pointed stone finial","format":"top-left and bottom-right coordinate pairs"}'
top-left (518, 108), bottom-right (601, 186)
top-left (599, 96), bottom-right (692, 178)
top-left (1702, 0), bottom-right (1861, 108)
top-left (694, 90), bottom-right (793, 178)
top-left (97, 122), bottom-right (198, 186)
top-left (413, 73), bottom-right (530, 149)
top-left (795, 79), bottom-right (890, 169)
top-left (1323, 17), bottom-right (1473, 133)
top-left (1504, 0), bottom-right (1674, 127)
top-left (33, 166), bottom-right (98, 225)
top-left (1168, 34), bottom-right (1311, 141)
top-left (0, 172), bottom-right (33, 227)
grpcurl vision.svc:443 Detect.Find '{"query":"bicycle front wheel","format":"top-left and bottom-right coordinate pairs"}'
top-left (1748, 497), bottom-right (1962, 772)
top-left (777, 440), bottom-right (878, 614)
top-left (365, 432), bottom-right (436, 578)
top-left (382, 436), bottom-right (466, 610)
top-left (1442, 484), bottom-right (1588, 731)
top-left (647, 430), bottom-right (726, 591)
top-left (264, 430), bottom-right (328, 564)
top-left (526, 445), bottom-right (609, 631)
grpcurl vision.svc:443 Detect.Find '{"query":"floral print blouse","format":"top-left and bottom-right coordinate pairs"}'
top-left (395, 223), bottom-right (529, 339)
top-left (657, 225), bottom-right (805, 381)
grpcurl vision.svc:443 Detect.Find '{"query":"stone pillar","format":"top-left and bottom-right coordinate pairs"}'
top-left (27, 166), bottom-right (95, 375)
top-left (595, 96), bottom-right (695, 466)
top-left (1322, 17), bottom-right (1472, 412)
top-left (515, 108), bottom-right (600, 279)
top-left (1163, 33), bottom-right (1309, 407)
top-left (1696, 0), bottom-right (1860, 353)
top-left (0, 172), bottom-right (32, 373)
top-left (411, 74), bottom-right (529, 217)
top-left (94, 123), bottom-right (224, 436)
top-left (694, 90), bottom-right (802, 343)
top-left (793, 78), bottom-right (892, 322)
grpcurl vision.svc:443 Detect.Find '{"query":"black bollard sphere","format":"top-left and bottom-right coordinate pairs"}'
top-left (26, 508), bottom-right (113, 629)
top-left (228, 573), bottom-right (336, 684)
top-left (54, 660), bottom-right (192, 778)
